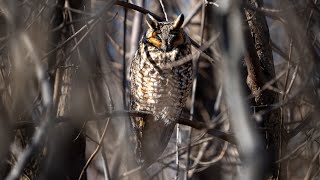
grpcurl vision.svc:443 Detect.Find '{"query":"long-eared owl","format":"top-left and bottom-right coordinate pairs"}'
top-left (130, 14), bottom-right (193, 166)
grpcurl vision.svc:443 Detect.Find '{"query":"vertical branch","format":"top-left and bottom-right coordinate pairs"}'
top-left (0, 7), bottom-right (11, 179)
top-left (175, 123), bottom-right (180, 180)
top-left (129, 0), bottom-right (144, 62)
top-left (78, 118), bottom-right (111, 180)
top-left (185, 0), bottom-right (206, 179)
top-left (45, 1), bottom-right (92, 179)
top-left (6, 33), bottom-right (53, 180)
top-left (50, 0), bottom-right (65, 120)
top-left (88, 82), bottom-right (111, 180)
top-left (219, 1), bottom-right (266, 179)
top-left (243, 0), bottom-right (281, 178)
top-left (158, 0), bottom-right (168, 21)
top-left (123, 0), bottom-right (128, 108)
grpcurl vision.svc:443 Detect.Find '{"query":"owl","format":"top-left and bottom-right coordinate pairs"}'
top-left (130, 14), bottom-right (193, 166)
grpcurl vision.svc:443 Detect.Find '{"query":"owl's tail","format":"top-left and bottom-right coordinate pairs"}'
top-left (130, 116), bottom-right (176, 168)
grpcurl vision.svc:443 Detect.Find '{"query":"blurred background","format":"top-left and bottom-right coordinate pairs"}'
top-left (0, 0), bottom-right (319, 179)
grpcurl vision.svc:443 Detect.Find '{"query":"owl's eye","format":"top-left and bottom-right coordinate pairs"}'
top-left (172, 32), bottom-right (184, 47)
top-left (148, 31), bottom-right (162, 48)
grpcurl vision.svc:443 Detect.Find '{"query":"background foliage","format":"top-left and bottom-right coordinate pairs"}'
top-left (0, 0), bottom-right (319, 179)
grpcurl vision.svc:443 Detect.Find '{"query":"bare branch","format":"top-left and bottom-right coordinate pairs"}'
top-left (78, 118), bottom-right (110, 180)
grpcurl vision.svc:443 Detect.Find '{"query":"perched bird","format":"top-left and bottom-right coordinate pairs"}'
top-left (129, 14), bottom-right (193, 166)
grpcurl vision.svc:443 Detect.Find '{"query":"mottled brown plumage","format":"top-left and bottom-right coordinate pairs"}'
top-left (129, 14), bottom-right (193, 166)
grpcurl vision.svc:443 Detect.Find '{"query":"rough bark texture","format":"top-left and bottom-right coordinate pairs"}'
top-left (43, 0), bottom-right (91, 179)
top-left (243, 0), bottom-right (281, 179)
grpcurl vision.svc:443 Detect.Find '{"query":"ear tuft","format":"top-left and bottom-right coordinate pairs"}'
top-left (146, 14), bottom-right (158, 29)
top-left (173, 14), bottom-right (184, 30)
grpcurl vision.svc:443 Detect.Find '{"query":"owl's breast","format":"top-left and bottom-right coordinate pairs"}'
top-left (130, 43), bottom-right (193, 123)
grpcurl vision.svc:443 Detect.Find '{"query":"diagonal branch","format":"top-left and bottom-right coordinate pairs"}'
top-left (78, 118), bottom-right (111, 180)
top-left (177, 119), bottom-right (236, 145)
top-left (14, 109), bottom-right (236, 145)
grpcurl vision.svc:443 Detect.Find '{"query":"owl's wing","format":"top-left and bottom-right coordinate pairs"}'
top-left (130, 114), bottom-right (176, 166)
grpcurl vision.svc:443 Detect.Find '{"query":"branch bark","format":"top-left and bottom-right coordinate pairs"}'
top-left (243, 0), bottom-right (281, 179)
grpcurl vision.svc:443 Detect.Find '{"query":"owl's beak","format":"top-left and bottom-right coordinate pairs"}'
top-left (161, 40), bottom-right (173, 51)
top-left (161, 43), bottom-right (173, 51)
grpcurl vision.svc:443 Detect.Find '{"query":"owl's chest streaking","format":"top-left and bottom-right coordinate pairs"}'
top-left (130, 42), bottom-right (193, 124)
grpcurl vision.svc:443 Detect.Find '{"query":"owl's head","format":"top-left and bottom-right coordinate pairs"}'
top-left (144, 14), bottom-right (187, 52)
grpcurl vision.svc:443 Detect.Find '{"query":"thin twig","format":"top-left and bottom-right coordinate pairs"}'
top-left (105, 32), bottom-right (125, 55)
top-left (43, 19), bottom-right (95, 61)
top-left (118, 166), bottom-right (142, 179)
top-left (182, 1), bottom-right (202, 27)
top-left (88, 82), bottom-right (111, 180)
top-left (287, 111), bottom-right (313, 140)
top-left (282, 39), bottom-right (293, 100)
top-left (187, 141), bottom-right (208, 177)
top-left (205, 0), bottom-right (219, 7)
top-left (43, 2), bottom-right (116, 62)
top-left (25, 4), bottom-right (46, 31)
top-left (178, 118), bottom-right (236, 145)
top-left (242, 2), bottom-right (287, 23)
top-left (163, 33), bottom-right (220, 69)
top-left (185, 1), bottom-right (206, 179)
top-left (158, 0), bottom-right (168, 21)
top-left (197, 141), bottom-right (228, 166)
top-left (50, 18), bottom-right (101, 71)
top-left (78, 117), bottom-right (111, 180)
top-left (114, 1), bottom-right (163, 21)
top-left (6, 33), bottom-right (53, 180)
top-left (276, 138), bottom-right (308, 163)
top-left (175, 123), bottom-right (181, 180)
top-left (214, 85), bottom-right (223, 113)
top-left (129, 0), bottom-right (144, 62)
top-left (66, 0), bottom-right (82, 64)
top-left (150, 159), bottom-right (176, 179)
top-left (148, 137), bottom-right (219, 179)
top-left (285, 65), bottom-right (299, 97)
top-left (271, 40), bottom-right (291, 62)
